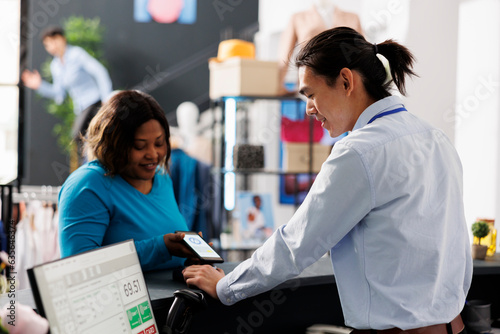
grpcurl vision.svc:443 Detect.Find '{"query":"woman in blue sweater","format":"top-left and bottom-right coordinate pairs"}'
top-left (58, 90), bottom-right (193, 271)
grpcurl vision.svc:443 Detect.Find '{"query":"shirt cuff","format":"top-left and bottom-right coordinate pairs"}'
top-left (154, 234), bottom-right (172, 262)
top-left (217, 275), bottom-right (251, 306)
top-left (216, 276), bottom-right (237, 305)
top-left (37, 80), bottom-right (50, 96)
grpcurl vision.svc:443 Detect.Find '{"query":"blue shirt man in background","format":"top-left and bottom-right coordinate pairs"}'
top-left (22, 26), bottom-right (112, 149)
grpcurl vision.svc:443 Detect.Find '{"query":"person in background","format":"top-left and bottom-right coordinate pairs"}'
top-left (58, 90), bottom-right (195, 271)
top-left (21, 25), bottom-right (113, 157)
top-left (183, 27), bottom-right (472, 334)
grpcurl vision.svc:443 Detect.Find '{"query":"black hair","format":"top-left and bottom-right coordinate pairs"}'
top-left (295, 27), bottom-right (417, 99)
top-left (40, 26), bottom-right (65, 40)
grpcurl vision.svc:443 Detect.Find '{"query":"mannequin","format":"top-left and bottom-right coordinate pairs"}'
top-left (314, 0), bottom-right (337, 28)
top-left (176, 101), bottom-right (200, 150)
top-left (173, 101), bottom-right (212, 164)
top-left (277, 0), bottom-right (363, 94)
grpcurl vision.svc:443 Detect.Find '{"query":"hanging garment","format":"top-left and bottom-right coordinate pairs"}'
top-left (170, 149), bottom-right (214, 239)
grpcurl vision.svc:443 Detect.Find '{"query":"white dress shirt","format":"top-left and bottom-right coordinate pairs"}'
top-left (216, 96), bottom-right (473, 330)
top-left (37, 45), bottom-right (112, 114)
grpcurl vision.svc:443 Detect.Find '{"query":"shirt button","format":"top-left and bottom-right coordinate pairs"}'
top-left (226, 298), bottom-right (231, 303)
top-left (240, 293), bottom-right (246, 298)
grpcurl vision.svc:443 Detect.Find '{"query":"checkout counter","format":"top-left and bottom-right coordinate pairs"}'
top-left (3, 255), bottom-right (500, 333)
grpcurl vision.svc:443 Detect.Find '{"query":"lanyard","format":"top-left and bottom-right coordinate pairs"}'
top-left (367, 107), bottom-right (407, 124)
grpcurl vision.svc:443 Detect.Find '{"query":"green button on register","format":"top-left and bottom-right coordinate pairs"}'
top-left (126, 306), bottom-right (142, 329)
top-left (139, 301), bottom-right (153, 323)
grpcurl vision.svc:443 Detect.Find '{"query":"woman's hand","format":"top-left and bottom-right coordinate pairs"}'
top-left (182, 265), bottom-right (225, 299)
top-left (163, 232), bottom-right (195, 258)
top-left (164, 231), bottom-right (218, 265)
top-left (164, 231), bottom-right (214, 263)
top-left (21, 69), bottom-right (42, 90)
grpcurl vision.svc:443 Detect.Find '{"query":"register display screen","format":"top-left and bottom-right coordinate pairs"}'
top-left (28, 240), bottom-right (158, 334)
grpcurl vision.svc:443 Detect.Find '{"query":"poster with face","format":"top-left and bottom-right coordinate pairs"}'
top-left (134, 0), bottom-right (197, 24)
top-left (237, 192), bottom-right (274, 242)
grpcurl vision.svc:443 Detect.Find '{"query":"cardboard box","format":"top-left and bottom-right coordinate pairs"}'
top-left (209, 58), bottom-right (279, 99)
top-left (282, 143), bottom-right (332, 173)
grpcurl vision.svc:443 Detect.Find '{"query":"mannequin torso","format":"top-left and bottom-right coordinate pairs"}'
top-left (313, 0), bottom-right (336, 28)
top-left (277, 3), bottom-right (363, 93)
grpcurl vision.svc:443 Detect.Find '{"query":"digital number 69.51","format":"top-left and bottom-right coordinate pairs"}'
top-left (123, 279), bottom-right (141, 297)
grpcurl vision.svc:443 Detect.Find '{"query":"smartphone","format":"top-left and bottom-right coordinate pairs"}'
top-left (177, 231), bottom-right (224, 264)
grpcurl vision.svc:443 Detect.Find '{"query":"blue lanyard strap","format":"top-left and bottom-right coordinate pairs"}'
top-left (367, 107), bottom-right (407, 124)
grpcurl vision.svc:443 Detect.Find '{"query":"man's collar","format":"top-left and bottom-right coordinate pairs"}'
top-left (352, 95), bottom-right (405, 132)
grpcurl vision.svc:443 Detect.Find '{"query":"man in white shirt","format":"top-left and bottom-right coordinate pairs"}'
top-left (183, 27), bottom-right (472, 334)
top-left (22, 26), bottom-right (112, 161)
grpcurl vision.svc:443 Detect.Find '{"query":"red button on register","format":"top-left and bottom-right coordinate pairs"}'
top-left (144, 325), bottom-right (157, 334)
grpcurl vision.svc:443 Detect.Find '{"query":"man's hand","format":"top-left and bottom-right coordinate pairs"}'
top-left (21, 70), bottom-right (42, 90)
top-left (182, 265), bottom-right (225, 300)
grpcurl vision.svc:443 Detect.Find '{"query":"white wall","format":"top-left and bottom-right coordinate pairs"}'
top-left (404, 0), bottom-right (459, 143)
top-left (455, 0), bottom-right (500, 246)
top-left (258, 0), bottom-right (308, 35)
top-left (0, 0), bottom-right (20, 184)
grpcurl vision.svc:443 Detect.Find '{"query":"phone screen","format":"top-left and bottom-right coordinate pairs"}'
top-left (181, 233), bottom-right (224, 263)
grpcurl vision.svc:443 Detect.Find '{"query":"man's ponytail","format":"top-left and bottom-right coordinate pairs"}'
top-left (376, 40), bottom-right (417, 96)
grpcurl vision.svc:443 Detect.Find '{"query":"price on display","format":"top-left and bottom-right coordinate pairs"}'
top-left (123, 279), bottom-right (142, 297)
top-left (119, 271), bottom-right (147, 303)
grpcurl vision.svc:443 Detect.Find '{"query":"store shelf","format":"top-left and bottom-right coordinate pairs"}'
top-left (213, 167), bottom-right (317, 176)
top-left (211, 94), bottom-right (303, 104)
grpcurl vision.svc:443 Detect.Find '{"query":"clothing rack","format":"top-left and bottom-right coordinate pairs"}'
top-left (1, 185), bottom-right (60, 256)
top-left (12, 185), bottom-right (61, 204)
top-left (11, 185), bottom-right (61, 288)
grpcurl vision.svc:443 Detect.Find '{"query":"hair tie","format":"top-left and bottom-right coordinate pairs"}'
top-left (373, 43), bottom-right (378, 54)
top-left (376, 53), bottom-right (393, 85)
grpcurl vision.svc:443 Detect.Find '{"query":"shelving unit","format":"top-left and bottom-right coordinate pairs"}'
top-left (210, 96), bottom-right (326, 260)
top-left (210, 96), bottom-right (316, 198)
